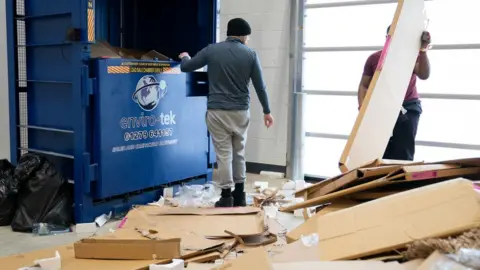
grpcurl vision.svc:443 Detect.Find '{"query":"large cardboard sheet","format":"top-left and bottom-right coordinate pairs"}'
top-left (339, 0), bottom-right (427, 172)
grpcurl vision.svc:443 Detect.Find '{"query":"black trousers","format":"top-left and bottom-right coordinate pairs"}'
top-left (383, 111), bottom-right (420, 161)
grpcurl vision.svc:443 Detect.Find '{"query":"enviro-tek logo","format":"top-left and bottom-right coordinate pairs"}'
top-left (132, 75), bottom-right (167, 111)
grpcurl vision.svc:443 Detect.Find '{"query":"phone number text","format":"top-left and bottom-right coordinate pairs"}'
top-left (124, 128), bottom-right (173, 141)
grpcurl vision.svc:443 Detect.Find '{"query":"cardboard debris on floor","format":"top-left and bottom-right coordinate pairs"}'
top-left (2, 158), bottom-right (480, 269)
top-left (282, 157), bottom-right (480, 212)
top-left (285, 178), bottom-right (480, 260)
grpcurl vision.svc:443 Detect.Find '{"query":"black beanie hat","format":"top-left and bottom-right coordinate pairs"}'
top-left (227, 18), bottom-right (252, 36)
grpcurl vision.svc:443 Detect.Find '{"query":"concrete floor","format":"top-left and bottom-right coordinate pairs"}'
top-left (0, 173), bottom-right (305, 257)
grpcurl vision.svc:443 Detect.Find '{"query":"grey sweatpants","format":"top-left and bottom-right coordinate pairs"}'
top-left (206, 109), bottom-right (250, 189)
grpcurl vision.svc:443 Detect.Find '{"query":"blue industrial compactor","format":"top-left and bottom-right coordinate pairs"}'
top-left (5, 0), bottom-right (217, 222)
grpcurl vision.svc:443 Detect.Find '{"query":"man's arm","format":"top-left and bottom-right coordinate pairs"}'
top-left (414, 51), bottom-right (430, 80)
top-left (180, 46), bottom-right (210, 72)
top-left (414, 31), bottom-right (431, 80)
top-left (250, 52), bottom-right (271, 114)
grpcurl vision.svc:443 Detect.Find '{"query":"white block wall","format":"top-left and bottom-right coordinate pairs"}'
top-left (0, 0), bottom-right (11, 160)
top-left (219, 0), bottom-right (291, 166)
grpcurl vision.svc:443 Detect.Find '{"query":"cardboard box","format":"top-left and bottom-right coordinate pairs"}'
top-left (74, 238), bottom-right (181, 260)
top-left (286, 178), bottom-right (480, 260)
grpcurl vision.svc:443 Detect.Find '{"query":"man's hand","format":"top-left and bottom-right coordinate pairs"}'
top-left (179, 52), bottom-right (190, 59)
top-left (264, 114), bottom-right (274, 128)
top-left (421, 31), bottom-right (431, 49)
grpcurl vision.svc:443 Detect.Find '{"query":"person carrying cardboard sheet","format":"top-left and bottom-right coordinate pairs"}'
top-left (358, 25), bottom-right (431, 161)
top-left (178, 18), bottom-right (274, 207)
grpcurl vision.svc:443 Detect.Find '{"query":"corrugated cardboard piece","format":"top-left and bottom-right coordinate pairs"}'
top-left (286, 179), bottom-right (480, 260)
top-left (0, 245), bottom-right (162, 270)
top-left (282, 162), bottom-right (480, 212)
top-left (74, 238), bottom-right (181, 260)
top-left (152, 206), bottom-right (261, 216)
top-left (294, 159), bottom-right (422, 200)
top-left (125, 206), bottom-right (265, 238)
top-left (220, 247), bottom-right (422, 270)
top-left (94, 226), bottom-right (225, 259)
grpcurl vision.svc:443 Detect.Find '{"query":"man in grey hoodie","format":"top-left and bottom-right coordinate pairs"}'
top-left (179, 18), bottom-right (273, 207)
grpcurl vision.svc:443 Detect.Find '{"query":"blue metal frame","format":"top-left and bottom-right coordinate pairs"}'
top-left (6, 0), bottom-right (218, 223)
top-left (6, 0), bottom-right (17, 164)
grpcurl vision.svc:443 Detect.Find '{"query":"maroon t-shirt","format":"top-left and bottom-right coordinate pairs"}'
top-left (363, 50), bottom-right (419, 101)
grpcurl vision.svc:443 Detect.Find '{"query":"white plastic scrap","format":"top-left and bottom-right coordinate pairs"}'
top-left (148, 196), bottom-right (165, 207)
top-left (446, 248), bottom-right (480, 269)
top-left (149, 259), bottom-right (184, 270)
top-left (18, 251), bottom-right (61, 270)
top-left (214, 259), bottom-right (225, 265)
top-left (94, 211), bottom-right (112, 227)
top-left (300, 233), bottom-right (320, 247)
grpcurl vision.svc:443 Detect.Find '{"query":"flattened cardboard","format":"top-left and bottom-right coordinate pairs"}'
top-left (295, 159), bottom-right (422, 199)
top-left (186, 263), bottom-right (216, 270)
top-left (124, 206), bottom-right (265, 240)
top-left (270, 239), bottom-right (320, 263)
top-left (152, 207), bottom-right (261, 216)
top-left (90, 42), bottom-right (121, 58)
top-left (386, 164), bottom-right (459, 180)
top-left (305, 167), bottom-right (396, 199)
top-left (222, 246), bottom-right (415, 270)
top-left (339, 0), bottom-right (427, 172)
top-left (74, 238), bottom-right (181, 260)
top-left (286, 199), bottom-right (360, 244)
top-left (273, 261), bottom-right (411, 270)
top-left (392, 166), bottom-right (480, 181)
top-left (95, 227), bottom-right (225, 259)
top-left (0, 245), bottom-right (163, 270)
top-left (217, 247), bottom-right (272, 270)
top-left (142, 50), bottom-right (170, 61)
top-left (291, 179), bottom-right (480, 260)
top-left (282, 164), bottom-right (480, 212)
top-left (349, 191), bottom-right (398, 200)
top-left (185, 251), bottom-right (222, 264)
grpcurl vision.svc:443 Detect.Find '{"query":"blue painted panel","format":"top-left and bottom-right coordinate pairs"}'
top-left (25, 16), bottom-right (73, 45)
top-left (93, 59), bottom-right (209, 198)
top-left (27, 47), bottom-right (74, 82)
top-left (25, 0), bottom-right (75, 16)
top-left (27, 83), bottom-right (73, 129)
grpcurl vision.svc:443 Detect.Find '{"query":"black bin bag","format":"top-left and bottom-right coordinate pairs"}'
top-left (11, 154), bottom-right (73, 232)
top-left (0, 159), bottom-right (18, 226)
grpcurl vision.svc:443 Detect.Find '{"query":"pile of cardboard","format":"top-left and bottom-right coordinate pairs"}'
top-left (90, 41), bottom-right (170, 61)
top-left (281, 158), bottom-right (480, 214)
top-left (2, 206), bottom-right (276, 269)
top-left (2, 159), bottom-right (480, 269)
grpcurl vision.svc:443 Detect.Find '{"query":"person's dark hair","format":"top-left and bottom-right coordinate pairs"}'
top-left (387, 25), bottom-right (391, 34)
